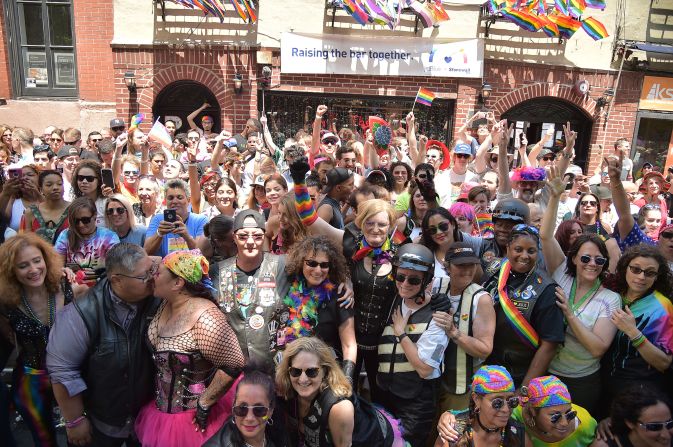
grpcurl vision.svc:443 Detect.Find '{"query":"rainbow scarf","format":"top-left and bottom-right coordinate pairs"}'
top-left (497, 260), bottom-right (540, 349)
top-left (282, 278), bottom-right (334, 343)
top-left (294, 183), bottom-right (318, 226)
top-left (352, 236), bottom-right (392, 265)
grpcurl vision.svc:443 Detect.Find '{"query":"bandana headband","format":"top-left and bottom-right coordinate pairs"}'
top-left (471, 365), bottom-right (515, 394)
top-left (163, 250), bottom-right (209, 284)
top-left (523, 375), bottom-right (571, 408)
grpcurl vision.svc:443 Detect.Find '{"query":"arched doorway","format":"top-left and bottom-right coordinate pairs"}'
top-left (152, 81), bottom-right (221, 134)
top-left (502, 97), bottom-right (593, 169)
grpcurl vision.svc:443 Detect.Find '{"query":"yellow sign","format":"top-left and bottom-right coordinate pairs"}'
top-left (640, 76), bottom-right (673, 111)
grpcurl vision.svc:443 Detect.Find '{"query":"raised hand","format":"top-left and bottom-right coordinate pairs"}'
top-left (546, 164), bottom-right (567, 198)
top-left (316, 105), bottom-right (328, 119)
top-left (289, 156), bottom-right (310, 184)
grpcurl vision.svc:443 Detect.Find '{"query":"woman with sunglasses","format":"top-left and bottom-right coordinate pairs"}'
top-left (203, 368), bottom-right (285, 447)
top-left (634, 171), bottom-right (669, 224)
top-left (435, 365), bottom-right (528, 447)
top-left (22, 170), bottom-right (70, 244)
top-left (135, 250), bottom-right (246, 447)
top-left (276, 336), bottom-right (406, 447)
top-left (48, 128), bottom-right (64, 153)
top-left (104, 194), bottom-right (146, 247)
top-left (116, 154), bottom-right (141, 203)
top-left (279, 236), bottom-right (356, 375)
top-left (571, 191), bottom-right (621, 273)
top-left (482, 225), bottom-right (565, 388)
top-left (540, 167), bottom-right (620, 414)
top-left (603, 244), bottom-right (673, 408)
top-left (54, 197), bottom-right (120, 288)
top-left (595, 385), bottom-right (673, 447)
top-left (72, 159), bottom-right (109, 228)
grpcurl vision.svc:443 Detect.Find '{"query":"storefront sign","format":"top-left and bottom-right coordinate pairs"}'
top-left (281, 32), bottom-right (483, 78)
top-left (639, 76), bottom-right (673, 112)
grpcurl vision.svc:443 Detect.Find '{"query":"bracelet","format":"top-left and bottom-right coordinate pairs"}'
top-left (62, 412), bottom-right (87, 429)
top-left (631, 332), bottom-right (646, 348)
top-left (396, 332), bottom-right (408, 342)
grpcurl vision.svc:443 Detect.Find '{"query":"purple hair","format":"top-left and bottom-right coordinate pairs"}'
top-left (449, 202), bottom-right (476, 222)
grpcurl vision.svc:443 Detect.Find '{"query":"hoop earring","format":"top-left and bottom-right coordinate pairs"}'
top-left (474, 407), bottom-right (480, 414)
top-left (266, 417), bottom-right (274, 426)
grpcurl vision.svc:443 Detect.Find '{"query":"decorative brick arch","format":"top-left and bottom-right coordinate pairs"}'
top-left (492, 83), bottom-right (598, 119)
top-left (137, 65), bottom-right (228, 117)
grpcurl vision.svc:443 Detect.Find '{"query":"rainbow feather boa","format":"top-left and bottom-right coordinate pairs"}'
top-left (282, 277), bottom-right (334, 343)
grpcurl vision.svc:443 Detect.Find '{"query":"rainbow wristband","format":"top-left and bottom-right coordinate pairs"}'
top-left (631, 332), bottom-right (646, 348)
top-left (294, 183), bottom-right (318, 226)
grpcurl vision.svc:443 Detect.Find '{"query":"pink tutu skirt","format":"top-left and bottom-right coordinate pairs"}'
top-left (135, 377), bottom-right (241, 447)
top-left (375, 405), bottom-right (411, 447)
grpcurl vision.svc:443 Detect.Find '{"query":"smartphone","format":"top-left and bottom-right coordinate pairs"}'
top-left (8, 168), bottom-right (22, 180)
top-left (163, 209), bottom-right (177, 223)
top-left (101, 168), bottom-right (115, 189)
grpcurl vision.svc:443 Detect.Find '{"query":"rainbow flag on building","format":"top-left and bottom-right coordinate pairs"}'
top-left (415, 87), bottom-right (436, 106)
top-left (581, 16), bottom-right (609, 40)
top-left (548, 13), bottom-right (582, 38)
top-left (585, 0), bottom-right (606, 9)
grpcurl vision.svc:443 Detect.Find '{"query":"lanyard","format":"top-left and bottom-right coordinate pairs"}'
top-left (569, 278), bottom-right (600, 315)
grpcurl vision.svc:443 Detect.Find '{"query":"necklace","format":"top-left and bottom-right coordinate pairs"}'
top-left (569, 278), bottom-right (600, 315)
top-left (20, 289), bottom-right (56, 343)
top-left (467, 419), bottom-right (506, 447)
top-left (283, 277), bottom-right (334, 343)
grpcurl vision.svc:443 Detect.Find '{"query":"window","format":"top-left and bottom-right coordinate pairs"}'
top-left (5, 0), bottom-right (77, 97)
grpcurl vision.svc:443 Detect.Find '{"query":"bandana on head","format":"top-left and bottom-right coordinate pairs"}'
top-left (660, 223), bottom-right (673, 237)
top-left (163, 250), bottom-right (209, 284)
top-left (511, 167), bottom-right (546, 182)
top-left (523, 375), bottom-right (572, 408)
top-left (471, 365), bottom-right (515, 394)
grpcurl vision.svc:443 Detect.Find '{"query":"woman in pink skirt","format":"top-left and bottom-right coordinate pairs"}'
top-left (135, 249), bottom-right (246, 446)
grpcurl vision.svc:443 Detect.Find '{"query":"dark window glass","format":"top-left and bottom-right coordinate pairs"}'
top-left (23, 3), bottom-right (44, 46)
top-left (49, 5), bottom-right (73, 46)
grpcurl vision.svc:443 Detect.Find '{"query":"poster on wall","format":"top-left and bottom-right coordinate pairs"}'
top-left (281, 32), bottom-right (484, 79)
top-left (639, 76), bottom-right (673, 112)
top-left (25, 52), bottom-right (48, 87)
top-left (54, 52), bottom-right (76, 87)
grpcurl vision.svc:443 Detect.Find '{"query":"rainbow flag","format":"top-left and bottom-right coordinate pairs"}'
top-left (241, 0), bottom-right (257, 23)
top-left (568, 0), bottom-right (586, 17)
top-left (415, 87), bottom-right (436, 106)
top-left (501, 6), bottom-right (543, 31)
top-left (497, 260), bottom-right (540, 349)
top-left (340, 0), bottom-right (370, 26)
top-left (391, 227), bottom-right (407, 245)
top-left (581, 16), bottom-right (609, 40)
top-left (147, 118), bottom-right (173, 148)
top-left (476, 213), bottom-right (494, 238)
top-left (429, 0), bottom-right (450, 23)
top-left (549, 13), bottom-right (581, 38)
top-left (229, 0), bottom-right (248, 21)
top-left (585, 0), bottom-right (606, 9)
top-left (363, 0), bottom-right (394, 28)
top-left (488, 0), bottom-right (505, 13)
top-left (130, 113), bottom-right (144, 130)
top-left (409, 0), bottom-right (436, 28)
top-left (537, 14), bottom-right (560, 37)
top-left (554, 0), bottom-right (568, 14)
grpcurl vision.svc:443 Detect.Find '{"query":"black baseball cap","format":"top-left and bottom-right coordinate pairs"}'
top-left (323, 167), bottom-right (353, 193)
top-left (233, 209), bottom-right (266, 232)
top-left (445, 242), bottom-right (480, 265)
top-left (57, 145), bottom-right (80, 160)
top-left (110, 118), bottom-right (125, 128)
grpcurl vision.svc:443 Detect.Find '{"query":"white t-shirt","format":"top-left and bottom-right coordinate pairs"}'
top-left (548, 264), bottom-right (621, 378)
top-left (402, 299), bottom-right (449, 379)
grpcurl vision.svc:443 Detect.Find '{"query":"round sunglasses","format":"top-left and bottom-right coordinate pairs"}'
top-left (490, 396), bottom-right (519, 410)
top-left (579, 255), bottom-right (607, 266)
top-left (395, 273), bottom-right (423, 286)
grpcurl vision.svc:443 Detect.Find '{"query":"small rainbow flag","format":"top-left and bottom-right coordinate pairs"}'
top-left (488, 0), bottom-right (505, 13)
top-left (497, 260), bottom-right (540, 349)
top-left (476, 213), bottom-right (494, 238)
top-left (228, 0), bottom-right (248, 21)
top-left (554, 0), bottom-right (569, 14)
top-left (391, 227), bottom-right (408, 245)
top-left (340, 0), bottom-right (370, 26)
top-left (130, 113), bottom-right (144, 129)
top-left (415, 87), bottom-right (436, 107)
top-left (548, 13), bottom-right (582, 38)
top-left (581, 16), bottom-right (609, 40)
top-left (241, 0), bottom-right (257, 23)
top-left (585, 0), bottom-right (606, 9)
top-left (537, 14), bottom-right (560, 37)
top-left (568, 0), bottom-right (587, 17)
top-left (501, 6), bottom-right (543, 32)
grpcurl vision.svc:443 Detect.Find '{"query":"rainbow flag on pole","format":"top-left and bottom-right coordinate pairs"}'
top-left (415, 87), bottom-right (436, 106)
top-left (148, 118), bottom-right (173, 149)
top-left (581, 16), bottom-right (609, 40)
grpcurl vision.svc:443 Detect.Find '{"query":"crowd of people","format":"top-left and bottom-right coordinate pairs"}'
top-left (0, 103), bottom-right (671, 447)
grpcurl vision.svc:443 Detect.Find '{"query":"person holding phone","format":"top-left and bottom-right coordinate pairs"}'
top-left (144, 179), bottom-right (207, 257)
top-left (0, 164), bottom-right (42, 237)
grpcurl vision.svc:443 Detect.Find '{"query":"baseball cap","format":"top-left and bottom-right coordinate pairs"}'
top-left (536, 148), bottom-right (554, 160)
top-left (252, 174), bottom-right (266, 186)
top-left (592, 185), bottom-right (612, 200)
top-left (642, 162), bottom-right (653, 169)
top-left (109, 118), bottom-right (125, 128)
top-left (321, 132), bottom-right (341, 146)
top-left (323, 167), bottom-right (353, 193)
top-left (453, 143), bottom-right (472, 156)
top-left (445, 242), bottom-right (480, 265)
top-left (233, 209), bottom-right (266, 232)
top-left (80, 150), bottom-right (99, 161)
top-left (57, 145), bottom-right (80, 160)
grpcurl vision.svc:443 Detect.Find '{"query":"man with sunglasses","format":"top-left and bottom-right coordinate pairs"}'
top-left (86, 131), bottom-right (103, 153)
top-left (109, 118), bottom-right (126, 140)
top-left (47, 243), bottom-right (160, 447)
top-left (435, 143), bottom-right (479, 208)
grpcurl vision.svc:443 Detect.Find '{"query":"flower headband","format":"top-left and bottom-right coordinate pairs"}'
top-left (471, 365), bottom-right (515, 394)
top-left (521, 375), bottom-right (571, 408)
top-left (511, 167), bottom-right (546, 182)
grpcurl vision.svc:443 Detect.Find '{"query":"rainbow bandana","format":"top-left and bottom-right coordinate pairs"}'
top-left (524, 376), bottom-right (572, 408)
top-left (471, 365), bottom-right (515, 394)
top-left (497, 260), bottom-right (540, 349)
top-left (164, 249), bottom-right (209, 284)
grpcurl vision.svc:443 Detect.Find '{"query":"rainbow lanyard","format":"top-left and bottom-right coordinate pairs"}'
top-left (497, 260), bottom-right (540, 349)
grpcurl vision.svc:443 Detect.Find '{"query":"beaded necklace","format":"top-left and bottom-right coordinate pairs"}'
top-left (20, 289), bottom-right (55, 343)
top-left (282, 277), bottom-right (334, 343)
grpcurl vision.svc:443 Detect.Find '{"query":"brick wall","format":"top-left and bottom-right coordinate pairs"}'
top-left (0, 1), bottom-right (13, 98)
top-left (73, 0), bottom-right (115, 102)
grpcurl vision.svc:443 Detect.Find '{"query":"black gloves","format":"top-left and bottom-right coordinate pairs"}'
top-left (289, 156), bottom-right (311, 184)
top-left (342, 359), bottom-right (356, 384)
top-left (430, 293), bottom-right (451, 313)
top-left (195, 400), bottom-right (211, 431)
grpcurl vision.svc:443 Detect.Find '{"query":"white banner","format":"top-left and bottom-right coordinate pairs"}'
top-left (281, 32), bottom-right (483, 79)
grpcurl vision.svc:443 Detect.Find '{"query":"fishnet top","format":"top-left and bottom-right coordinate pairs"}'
top-left (147, 304), bottom-right (245, 413)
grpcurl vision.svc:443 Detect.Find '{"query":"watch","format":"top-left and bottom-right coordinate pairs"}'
top-left (396, 332), bottom-right (408, 343)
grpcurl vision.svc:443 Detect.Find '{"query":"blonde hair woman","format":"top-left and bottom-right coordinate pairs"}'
top-left (105, 194), bottom-right (146, 246)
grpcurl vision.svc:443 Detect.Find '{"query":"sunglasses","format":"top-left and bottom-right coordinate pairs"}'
top-left (232, 405), bottom-right (270, 418)
top-left (580, 200), bottom-right (597, 206)
top-left (65, 140), bottom-right (79, 145)
top-left (77, 175), bottom-right (96, 183)
top-left (111, 126), bottom-right (125, 131)
top-left (417, 173), bottom-right (432, 179)
top-left (550, 410), bottom-right (578, 424)
top-left (638, 420), bottom-right (673, 432)
top-left (235, 232), bottom-right (264, 242)
top-left (427, 221), bottom-right (451, 235)
top-left (90, 138), bottom-right (103, 143)
top-left (289, 367), bottom-right (321, 378)
top-left (50, 137), bottom-right (63, 142)
top-left (188, 137), bottom-right (200, 141)
top-left (123, 170), bottom-right (139, 177)
top-left (395, 273), bottom-right (423, 285)
top-left (628, 265), bottom-right (658, 278)
top-left (660, 232), bottom-right (673, 240)
top-left (542, 156), bottom-right (555, 161)
top-left (74, 216), bottom-right (93, 225)
top-left (304, 259), bottom-right (330, 269)
top-left (106, 207), bottom-right (126, 216)
top-left (579, 255), bottom-right (607, 266)
top-left (455, 153), bottom-right (471, 159)
top-left (490, 396), bottom-right (519, 410)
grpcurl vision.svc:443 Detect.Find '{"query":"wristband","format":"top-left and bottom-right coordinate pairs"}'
top-left (631, 332), bottom-right (646, 348)
top-left (396, 332), bottom-right (408, 342)
top-left (61, 412), bottom-right (87, 429)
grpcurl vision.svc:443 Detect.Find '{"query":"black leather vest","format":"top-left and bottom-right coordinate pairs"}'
top-left (319, 196), bottom-right (344, 230)
top-left (74, 279), bottom-right (159, 427)
top-left (483, 262), bottom-right (556, 382)
top-left (352, 261), bottom-right (396, 343)
top-left (377, 298), bottom-right (436, 400)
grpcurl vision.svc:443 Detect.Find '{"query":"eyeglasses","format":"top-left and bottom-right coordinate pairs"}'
top-left (628, 265), bottom-right (658, 278)
top-left (660, 232), bottom-right (673, 240)
top-left (232, 405), bottom-right (270, 418)
top-left (106, 207), bottom-right (126, 216)
top-left (114, 259), bottom-right (160, 283)
top-left (304, 259), bottom-right (330, 269)
top-left (77, 175), bottom-right (96, 183)
top-left (235, 232), bottom-right (264, 242)
top-left (580, 200), bottom-right (597, 207)
top-left (123, 170), bottom-right (139, 177)
top-left (289, 367), bottom-right (321, 378)
top-left (65, 140), bottom-right (79, 145)
top-left (579, 255), bottom-right (607, 266)
top-left (427, 221), bottom-right (451, 235)
top-left (455, 153), bottom-right (471, 159)
top-left (638, 420), bottom-right (673, 432)
top-left (550, 410), bottom-right (578, 424)
top-left (490, 396), bottom-right (519, 410)
top-left (395, 273), bottom-right (423, 285)
top-left (74, 216), bottom-right (93, 225)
